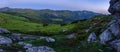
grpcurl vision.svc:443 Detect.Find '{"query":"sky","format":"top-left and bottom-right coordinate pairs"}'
top-left (0, 0), bottom-right (110, 14)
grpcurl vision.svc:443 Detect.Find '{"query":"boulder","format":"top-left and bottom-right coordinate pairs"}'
top-left (99, 29), bottom-right (113, 44)
top-left (66, 33), bottom-right (75, 39)
top-left (87, 32), bottom-right (97, 43)
top-left (62, 29), bottom-right (66, 32)
top-left (39, 36), bottom-right (46, 40)
top-left (108, 20), bottom-right (116, 27)
top-left (40, 36), bottom-right (55, 42)
top-left (109, 23), bottom-right (120, 38)
top-left (18, 42), bottom-right (33, 49)
top-left (109, 39), bottom-right (120, 47)
top-left (0, 49), bottom-right (5, 52)
top-left (113, 1), bottom-right (120, 12)
top-left (109, 39), bottom-right (120, 52)
top-left (24, 43), bottom-right (33, 49)
top-left (26, 46), bottom-right (55, 52)
top-left (85, 29), bottom-right (90, 33)
top-left (18, 42), bottom-right (27, 45)
top-left (114, 13), bottom-right (120, 20)
top-left (0, 28), bottom-right (10, 34)
top-left (22, 35), bottom-right (38, 40)
top-left (109, 0), bottom-right (118, 5)
top-left (107, 0), bottom-right (120, 52)
top-left (108, 0), bottom-right (119, 14)
top-left (0, 36), bottom-right (12, 45)
top-left (11, 33), bottom-right (21, 41)
top-left (46, 37), bottom-right (55, 42)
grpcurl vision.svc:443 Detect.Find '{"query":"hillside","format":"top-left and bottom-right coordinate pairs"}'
top-left (0, 12), bottom-right (114, 52)
top-left (0, 12), bottom-right (76, 35)
top-left (0, 7), bottom-right (100, 24)
top-left (0, 12), bottom-right (113, 36)
top-left (0, 0), bottom-right (119, 52)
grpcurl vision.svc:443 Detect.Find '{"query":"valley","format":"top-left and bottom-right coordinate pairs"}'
top-left (0, 9), bottom-right (114, 52)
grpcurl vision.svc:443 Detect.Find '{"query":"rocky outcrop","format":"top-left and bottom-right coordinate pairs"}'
top-left (99, 29), bottom-right (113, 44)
top-left (22, 35), bottom-right (56, 42)
top-left (66, 33), bottom-right (76, 39)
top-left (0, 49), bottom-right (5, 52)
top-left (11, 33), bottom-right (21, 41)
top-left (109, 22), bottom-right (120, 38)
top-left (0, 36), bottom-right (12, 45)
top-left (109, 39), bottom-right (120, 52)
top-left (18, 42), bottom-right (55, 52)
top-left (100, 0), bottom-right (120, 42)
top-left (98, 0), bottom-right (120, 52)
top-left (40, 37), bottom-right (56, 42)
top-left (0, 28), bottom-right (10, 34)
top-left (18, 42), bottom-right (33, 49)
top-left (46, 37), bottom-right (55, 42)
top-left (87, 0), bottom-right (120, 52)
top-left (87, 32), bottom-right (97, 43)
top-left (26, 46), bottom-right (55, 52)
top-left (108, 20), bottom-right (116, 26)
top-left (22, 35), bottom-right (39, 40)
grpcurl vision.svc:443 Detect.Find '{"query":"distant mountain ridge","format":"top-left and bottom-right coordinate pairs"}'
top-left (0, 7), bottom-right (101, 24)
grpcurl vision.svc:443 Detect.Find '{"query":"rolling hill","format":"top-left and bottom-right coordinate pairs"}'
top-left (0, 7), bottom-right (100, 24)
top-left (0, 12), bottom-right (76, 35)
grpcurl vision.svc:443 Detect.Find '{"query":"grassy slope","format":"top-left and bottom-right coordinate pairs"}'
top-left (0, 13), bottom-right (114, 52)
top-left (0, 12), bottom-right (75, 35)
top-left (22, 15), bottom-right (114, 52)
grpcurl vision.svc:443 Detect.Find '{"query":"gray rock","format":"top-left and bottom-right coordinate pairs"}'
top-left (62, 29), bottom-right (66, 32)
top-left (46, 37), bottom-right (55, 42)
top-left (117, 43), bottom-right (120, 52)
top-left (0, 28), bottom-right (10, 34)
top-left (110, 0), bottom-right (118, 5)
top-left (11, 33), bottom-right (21, 40)
top-left (108, 20), bottom-right (116, 26)
top-left (113, 1), bottom-right (120, 12)
top-left (109, 23), bottom-right (120, 38)
top-left (87, 32), bottom-right (97, 43)
top-left (22, 35), bottom-right (38, 40)
top-left (18, 50), bottom-right (23, 52)
top-left (40, 36), bottom-right (55, 42)
top-left (85, 29), bottom-right (90, 33)
top-left (109, 39), bottom-right (120, 52)
top-left (24, 43), bottom-right (33, 49)
top-left (108, 0), bottom-right (119, 14)
top-left (26, 46), bottom-right (55, 52)
top-left (18, 42), bottom-right (27, 45)
top-left (22, 35), bottom-right (55, 43)
top-left (0, 49), bottom-right (5, 52)
top-left (99, 29), bottom-right (113, 44)
top-left (18, 42), bottom-right (32, 49)
top-left (0, 36), bottom-right (12, 45)
top-left (98, 49), bottom-right (103, 52)
top-left (109, 39), bottom-right (120, 48)
top-left (39, 36), bottom-right (46, 40)
top-left (67, 33), bottom-right (75, 39)
top-left (114, 13), bottom-right (120, 19)
top-left (107, 0), bottom-right (120, 52)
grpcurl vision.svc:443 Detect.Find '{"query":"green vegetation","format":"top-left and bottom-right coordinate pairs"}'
top-left (0, 7), bottom-right (99, 24)
top-left (0, 11), bottom-right (114, 52)
top-left (0, 12), bottom-right (76, 35)
top-left (74, 15), bottom-right (113, 40)
top-left (0, 12), bottom-right (113, 36)
top-left (19, 15), bottom-right (113, 52)
top-left (0, 12), bottom-right (29, 22)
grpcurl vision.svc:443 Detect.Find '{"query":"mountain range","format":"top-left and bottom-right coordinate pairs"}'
top-left (0, 7), bottom-right (100, 24)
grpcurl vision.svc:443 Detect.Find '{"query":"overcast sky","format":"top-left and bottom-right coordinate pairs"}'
top-left (0, 0), bottom-right (110, 14)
